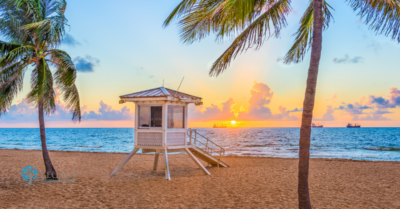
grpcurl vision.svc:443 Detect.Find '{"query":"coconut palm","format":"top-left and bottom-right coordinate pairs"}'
top-left (0, 0), bottom-right (80, 179)
top-left (163, 0), bottom-right (332, 208)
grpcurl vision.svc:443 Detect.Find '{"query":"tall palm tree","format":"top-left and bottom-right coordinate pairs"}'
top-left (163, 0), bottom-right (332, 208)
top-left (0, 0), bottom-right (80, 179)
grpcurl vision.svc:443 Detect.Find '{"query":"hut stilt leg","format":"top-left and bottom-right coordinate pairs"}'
top-left (153, 150), bottom-right (160, 171)
top-left (184, 148), bottom-right (210, 175)
top-left (110, 148), bottom-right (140, 176)
top-left (163, 148), bottom-right (171, 180)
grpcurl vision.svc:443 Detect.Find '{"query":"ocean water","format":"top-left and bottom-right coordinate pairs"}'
top-left (0, 128), bottom-right (400, 161)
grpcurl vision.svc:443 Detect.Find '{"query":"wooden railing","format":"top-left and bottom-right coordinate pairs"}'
top-left (187, 129), bottom-right (225, 160)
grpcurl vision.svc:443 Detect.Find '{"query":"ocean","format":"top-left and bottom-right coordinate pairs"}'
top-left (1, 128), bottom-right (400, 161)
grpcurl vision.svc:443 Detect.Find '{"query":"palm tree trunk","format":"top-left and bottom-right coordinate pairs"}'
top-left (298, 0), bottom-right (323, 208)
top-left (38, 99), bottom-right (57, 180)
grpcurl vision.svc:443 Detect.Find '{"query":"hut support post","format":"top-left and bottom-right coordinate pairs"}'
top-left (163, 148), bottom-right (171, 180)
top-left (110, 148), bottom-right (140, 176)
top-left (153, 150), bottom-right (160, 171)
top-left (185, 148), bottom-right (210, 175)
top-left (189, 129), bottom-right (193, 145)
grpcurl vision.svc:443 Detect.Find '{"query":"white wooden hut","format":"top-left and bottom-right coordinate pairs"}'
top-left (110, 87), bottom-right (228, 180)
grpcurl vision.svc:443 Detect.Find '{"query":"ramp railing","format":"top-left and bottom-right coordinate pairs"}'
top-left (187, 129), bottom-right (225, 164)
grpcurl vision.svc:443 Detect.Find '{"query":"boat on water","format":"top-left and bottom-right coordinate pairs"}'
top-left (311, 123), bottom-right (323, 128)
top-left (347, 123), bottom-right (361, 128)
top-left (213, 124), bottom-right (227, 128)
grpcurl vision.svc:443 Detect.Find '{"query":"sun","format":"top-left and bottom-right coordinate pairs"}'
top-left (231, 120), bottom-right (237, 125)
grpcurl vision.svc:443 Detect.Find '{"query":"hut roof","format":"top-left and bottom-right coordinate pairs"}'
top-left (120, 87), bottom-right (202, 101)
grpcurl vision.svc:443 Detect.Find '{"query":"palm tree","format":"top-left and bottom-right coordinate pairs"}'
top-left (163, 0), bottom-right (333, 208)
top-left (0, 0), bottom-right (80, 179)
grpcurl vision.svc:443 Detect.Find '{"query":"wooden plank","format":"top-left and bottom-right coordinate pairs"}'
top-left (185, 148), bottom-right (210, 175)
top-left (110, 148), bottom-right (140, 176)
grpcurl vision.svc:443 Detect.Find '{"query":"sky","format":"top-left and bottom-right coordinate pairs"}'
top-left (1, 0), bottom-right (400, 128)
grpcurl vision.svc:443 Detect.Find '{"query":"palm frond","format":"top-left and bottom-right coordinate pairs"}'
top-left (348, 0), bottom-right (400, 42)
top-left (213, 0), bottom-right (273, 40)
top-left (0, 9), bottom-right (29, 43)
top-left (0, 41), bottom-right (22, 56)
top-left (27, 57), bottom-right (56, 114)
top-left (49, 49), bottom-right (81, 121)
top-left (209, 0), bottom-right (291, 77)
top-left (163, 0), bottom-right (201, 27)
top-left (284, 0), bottom-right (333, 64)
top-left (22, 19), bottom-right (64, 45)
top-left (172, 0), bottom-right (274, 43)
top-left (0, 45), bottom-right (35, 68)
top-left (16, 0), bottom-right (67, 45)
top-left (0, 60), bottom-right (27, 115)
top-left (61, 84), bottom-right (81, 122)
top-left (177, 0), bottom-right (226, 43)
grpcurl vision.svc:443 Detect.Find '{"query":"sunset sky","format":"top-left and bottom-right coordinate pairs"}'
top-left (1, 0), bottom-right (400, 128)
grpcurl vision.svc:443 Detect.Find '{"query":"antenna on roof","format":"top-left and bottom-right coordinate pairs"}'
top-left (174, 76), bottom-right (184, 97)
top-left (177, 76), bottom-right (184, 92)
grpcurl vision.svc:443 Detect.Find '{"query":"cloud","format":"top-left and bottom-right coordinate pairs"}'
top-left (82, 101), bottom-right (134, 121)
top-left (1, 99), bottom-right (39, 122)
top-left (189, 98), bottom-right (237, 121)
top-left (288, 108), bottom-right (303, 112)
top-left (188, 82), bottom-right (299, 122)
top-left (390, 87), bottom-right (400, 106)
top-left (237, 82), bottom-right (298, 121)
top-left (369, 96), bottom-right (393, 108)
top-left (373, 109), bottom-right (392, 114)
top-left (337, 103), bottom-right (372, 119)
top-left (0, 91), bottom-right (133, 123)
top-left (62, 34), bottom-right (80, 47)
top-left (334, 87), bottom-right (400, 121)
top-left (369, 88), bottom-right (400, 109)
top-left (353, 114), bottom-right (391, 121)
top-left (314, 106), bottom-right (335, 121)
top-left (74, 55), bottom-right (100, 72)
top-left (333, 55), bottom-right (363, 64)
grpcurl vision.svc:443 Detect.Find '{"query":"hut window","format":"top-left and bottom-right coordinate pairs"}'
top-left (139, 106), bottom-right (162, 128)
top-left (167, 105), bottom-right (185, 128)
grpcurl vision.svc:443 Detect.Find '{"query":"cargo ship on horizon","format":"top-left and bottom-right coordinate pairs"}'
top-left (312, 123), bottom-right (323, 128)
top-left (347, 123), bottom-right (361, 128)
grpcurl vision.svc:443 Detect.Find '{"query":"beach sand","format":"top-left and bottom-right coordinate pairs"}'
top-left (0, 149), bottom-right (399, 208)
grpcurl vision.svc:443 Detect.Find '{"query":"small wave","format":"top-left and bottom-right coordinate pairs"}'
top-left (364, 147), bottom-right (400, 151)
top-left (76, 145), bottom-right (102, 148)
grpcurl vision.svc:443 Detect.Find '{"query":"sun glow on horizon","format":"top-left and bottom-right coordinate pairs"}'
top-left (231, 120), bottom-right (237, 125)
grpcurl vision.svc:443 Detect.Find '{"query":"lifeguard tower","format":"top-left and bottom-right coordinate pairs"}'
top-left (110, 87), bottom-right (228, 180)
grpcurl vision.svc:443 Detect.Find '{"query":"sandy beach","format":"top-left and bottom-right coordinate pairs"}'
top-left (0, 149), bottom-right (399, 208)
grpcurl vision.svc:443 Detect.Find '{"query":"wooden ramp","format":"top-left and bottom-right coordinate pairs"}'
top-left (188, 147), bottom-right (229, 167)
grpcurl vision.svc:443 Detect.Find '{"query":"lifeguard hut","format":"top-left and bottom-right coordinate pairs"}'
top-left (110, 87), bottom-right (228, 180)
